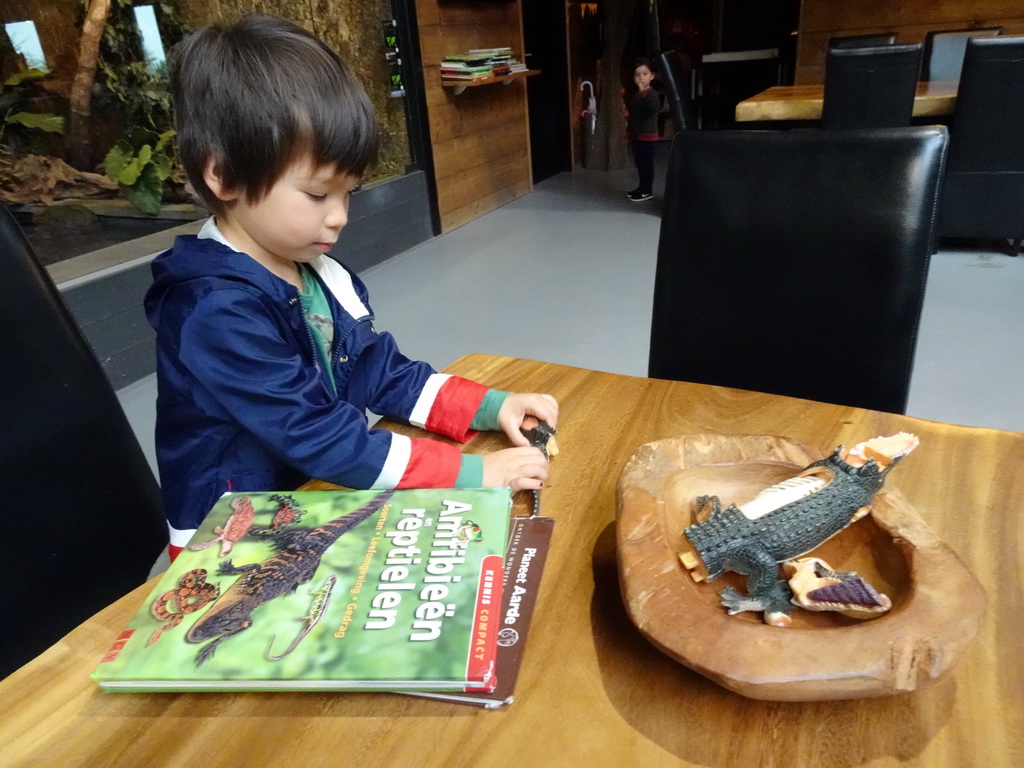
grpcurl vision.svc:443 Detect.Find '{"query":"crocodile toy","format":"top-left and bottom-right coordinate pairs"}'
top-left (680, 433), bottom-right (918, 626)
top-left (520, 418), bottom-right (558, 516)
top-left (187, 490), bottom-right (392, 664)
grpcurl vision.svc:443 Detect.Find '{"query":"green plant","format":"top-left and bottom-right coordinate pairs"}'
top-left (91, 0), bottom-right (187, 147)
top-left (0, 69), bottom-right (65, 149)
top-left (84, 0), bottom-right (189, 210)
top-left (103, 129), bottom-right (173, 213)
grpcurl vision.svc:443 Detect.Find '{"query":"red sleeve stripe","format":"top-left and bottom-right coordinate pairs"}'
top-left (397, 437), bottom-right (464, 488)
top-left (424, 376), bottom-right (489, 442)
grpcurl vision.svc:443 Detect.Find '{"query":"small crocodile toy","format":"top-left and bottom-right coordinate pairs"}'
top-left (520, 419), bottom-right (558, 516)
top-left (680, 433), bottom-right (918, 626)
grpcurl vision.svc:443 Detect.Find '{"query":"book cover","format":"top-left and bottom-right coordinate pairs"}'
top-left (411, 515), bottom-right (554, 709)
top-left (440, 63), bottom-right (492, 71)
top-left (92, 488), bottom-right (511, 692)
top-left (441, 54), bottom-right (492, 65)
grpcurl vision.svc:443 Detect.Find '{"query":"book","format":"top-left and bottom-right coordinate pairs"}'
top-left (441, 73), bottom-right (495, 82)
top-left (440, 62), bottom-right (493, 72)
top-left (441, 54), bottom-right (493, 65)
top-left (92, 488), bottom-right (511, 692)
top-left (410, 515), bottom-right (554, 708)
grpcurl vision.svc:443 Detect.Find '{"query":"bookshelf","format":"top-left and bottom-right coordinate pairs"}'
top-left (441, 68), bottom-right (540, 95)
top-left (417, 0), bottom-right (532, 232)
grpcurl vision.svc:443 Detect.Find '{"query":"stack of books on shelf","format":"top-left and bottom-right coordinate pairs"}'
top-left (440, 48), bottom-right (527, 82)
top-left (91, 487), bottom-right (553, 710)
top-left (440, 54), bottom-right (494, 82)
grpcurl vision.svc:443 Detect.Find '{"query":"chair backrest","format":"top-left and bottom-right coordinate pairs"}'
top-left (655, 49), bottom-right (697, 133)
top-left (828, 33), bottom-right (898, 50)
top-left (649, 127), bottom-right (949, 414)
top-left (923, 27), bottom-right (1002, 82)
top-left (0, 206), bottom-right (167, 679)
top-left (939, 36), bottom-right (1024, 245)
top-left (822, 43), bottom-right (922, 129)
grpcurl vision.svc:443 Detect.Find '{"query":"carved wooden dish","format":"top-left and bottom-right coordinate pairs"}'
top-left (615, 434), bottom-right (986, 701)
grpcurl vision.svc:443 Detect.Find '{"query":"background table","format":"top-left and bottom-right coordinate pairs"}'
top-left (1, 354), bottom-right (1021, 767)
top-left (735, 81), bottom-right (958, 121)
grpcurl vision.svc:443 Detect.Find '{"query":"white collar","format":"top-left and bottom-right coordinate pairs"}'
top-left (196, 217), bottom-right (369, 319)
top-left (197, 217), bottom-right (236, 249)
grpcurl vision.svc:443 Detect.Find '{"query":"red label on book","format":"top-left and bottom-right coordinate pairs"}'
top-left (99, 629), bottom-right (136, 662)
top-left (466, 554), bottom-right (503, 688)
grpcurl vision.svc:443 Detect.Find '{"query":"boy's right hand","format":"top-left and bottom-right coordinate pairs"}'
top-left (481, 446), bottom-right (548, 492)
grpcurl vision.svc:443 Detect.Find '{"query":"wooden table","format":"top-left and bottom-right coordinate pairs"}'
top-left (2, 353), bottom-right (1022, 767)
top-left (735, 81), bottom-right (959, 122)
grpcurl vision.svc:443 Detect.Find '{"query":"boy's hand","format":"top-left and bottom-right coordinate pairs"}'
top-left (481, 446), bottom-right (549, 492)
top-left (497, 393), bottom-right (559, 447)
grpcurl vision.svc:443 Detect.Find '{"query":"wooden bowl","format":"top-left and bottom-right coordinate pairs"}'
top-left (615, 434), bottom-right (986, 701)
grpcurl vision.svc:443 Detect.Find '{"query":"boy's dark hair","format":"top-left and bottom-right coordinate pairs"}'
top-left (170, 14), bottom-right (378, 214)
top-left (633, 56), bottom-right (656, 73)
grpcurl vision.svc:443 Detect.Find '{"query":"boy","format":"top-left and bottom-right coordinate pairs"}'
top-left (626, 57), bottom-right (659, 202)
top-left (146, 15), bottom-right (557, 558)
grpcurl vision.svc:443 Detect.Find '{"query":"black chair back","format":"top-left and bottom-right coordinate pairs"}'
top-left (649, 127), bottom-right (949, 414)
top-left (0, 206), bottom-right (167, 679)
top-left (822, 43), bottom-right (922, 129)
top-left (655, 50), bottom-right (697, 134)
top-left (923, 27), bottom-right (1002, 82)
top-left (939, 36), bottom-right (1024, 254)
top-left (828, 33), bottom-right (898, 50)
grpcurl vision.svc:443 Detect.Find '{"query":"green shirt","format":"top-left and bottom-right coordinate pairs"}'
top-left (300, 265), bottom-right (336, 393)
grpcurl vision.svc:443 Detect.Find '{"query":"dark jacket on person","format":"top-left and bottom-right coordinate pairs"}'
top-left (144, 230), bottom-right (487, 555)
top-left (628, 87), bottom-right (661, 140)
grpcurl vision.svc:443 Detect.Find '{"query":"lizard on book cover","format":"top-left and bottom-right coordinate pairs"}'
top-left (264, 575), bottom-right (336, 660)
top-left (187, 491), bottom-right (392, 665)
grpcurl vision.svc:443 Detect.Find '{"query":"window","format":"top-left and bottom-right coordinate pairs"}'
top-left (5, 20), bottom-right (47, 70)
top-left (132, 6), bottom-right (167, 72)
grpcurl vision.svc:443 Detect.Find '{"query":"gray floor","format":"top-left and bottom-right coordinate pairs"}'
top-left (119, 153), bottom-right (1024, 497)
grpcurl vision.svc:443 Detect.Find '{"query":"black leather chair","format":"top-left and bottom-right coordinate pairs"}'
top-left (655, 50), bottom-right (697, 135)
top-left (0, 206), bottom-right (167, 679)
top-left (828, 33), bottom-right (898, 50)
top-left (822, 43), bottom-right (922, 129)
top-left (649, 127), bottom-right (949, 414)
top-left (939, 36), bottom-right (1024, 256)
top-left (923, 27), bottom-right (1001, 82)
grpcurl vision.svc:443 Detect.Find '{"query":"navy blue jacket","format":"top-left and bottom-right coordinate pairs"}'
top-left (145, 234), bottom-right (483, 552)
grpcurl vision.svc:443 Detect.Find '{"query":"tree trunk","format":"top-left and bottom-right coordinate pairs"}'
top-left (67, 0), bottom-right (112, 171)
top-left (586, 0), bottom-right (634, 171)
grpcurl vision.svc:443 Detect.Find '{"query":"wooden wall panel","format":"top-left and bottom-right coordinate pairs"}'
top-left (415, 0), bottom-right (532, 232)
top-left (795, 0), bottom-right (1024, 84)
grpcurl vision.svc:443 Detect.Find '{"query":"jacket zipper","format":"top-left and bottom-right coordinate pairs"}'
top-left (332, 316), bottom-right (371, 366)
top-left (289, 291), bottom-right (334, 397)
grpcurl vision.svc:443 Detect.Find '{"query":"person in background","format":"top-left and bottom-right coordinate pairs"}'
top-left (146, 14), bottom-right (558, 558)
top-left (626, 57), bottom-right (660, 202)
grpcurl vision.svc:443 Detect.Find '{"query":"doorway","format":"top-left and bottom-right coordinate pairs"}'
top-left (522, 0), bottom-right (573, 182)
